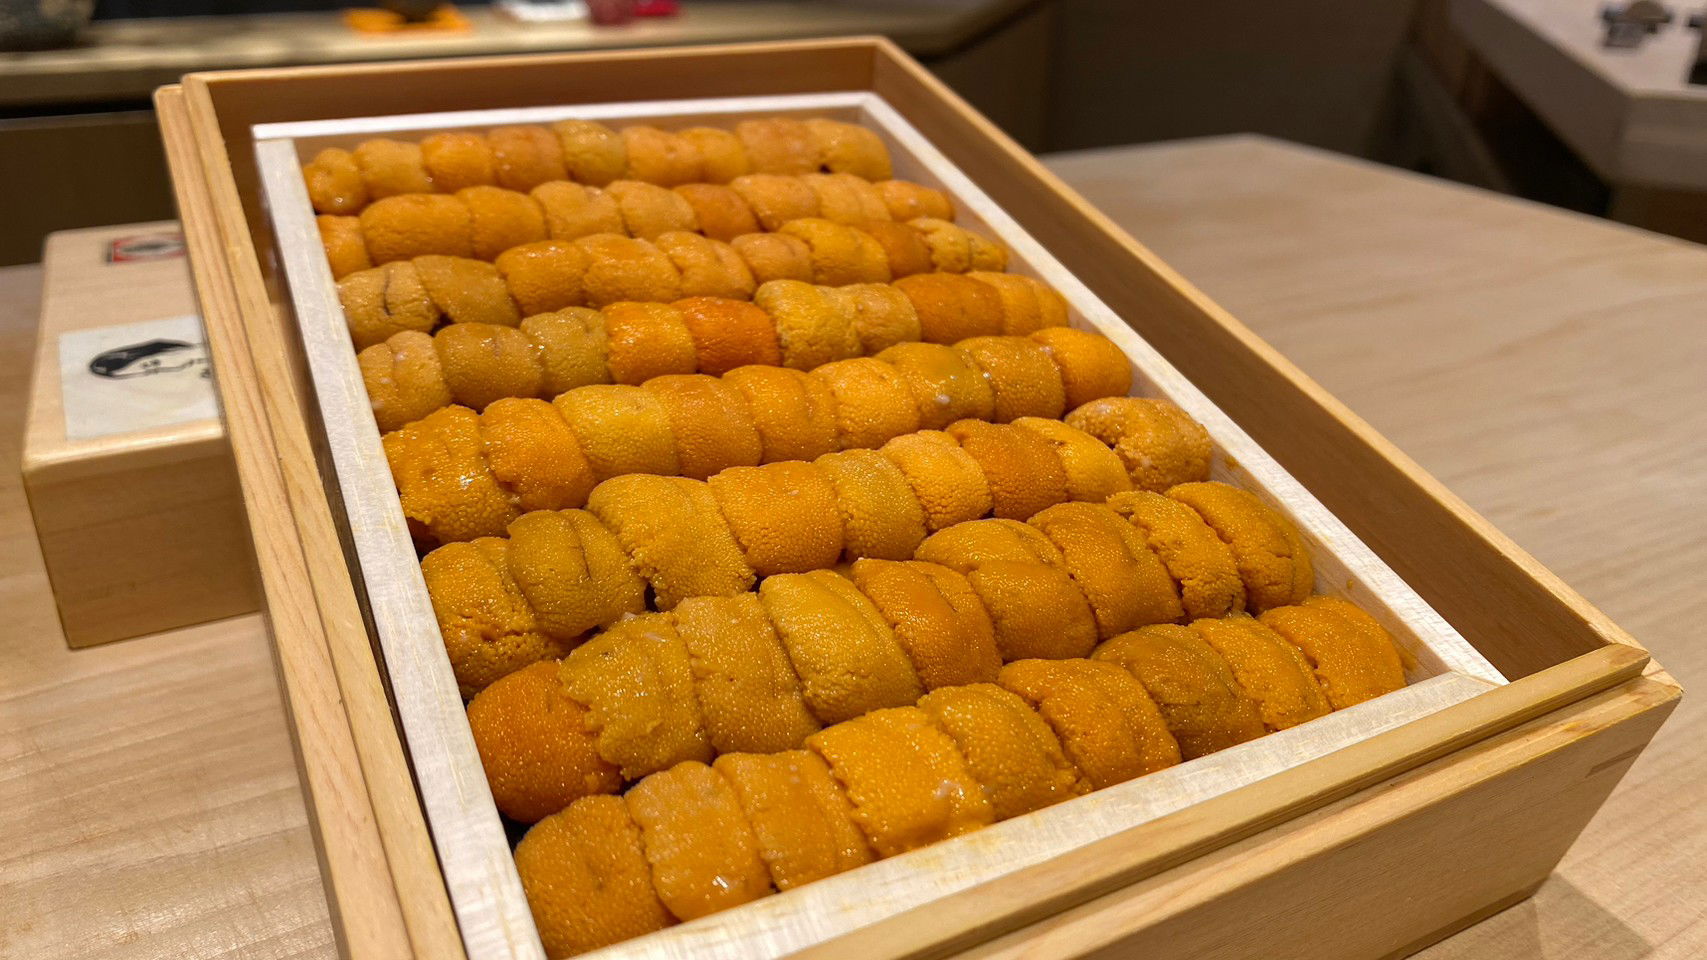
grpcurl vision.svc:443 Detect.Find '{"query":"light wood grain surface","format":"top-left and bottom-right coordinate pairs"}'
top-left (1, 133), bottom-right (1701, 959)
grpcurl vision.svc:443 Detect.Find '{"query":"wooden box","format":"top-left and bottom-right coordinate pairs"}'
top-left (154, 37), bottom-right (1678, 960)
top-left (20, 221), bottom-right (259, 647)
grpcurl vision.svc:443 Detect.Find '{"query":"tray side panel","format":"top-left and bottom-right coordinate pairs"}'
top-left (954, 674), bottom-right (1677, 960)
top-left (864, 40), bottom-right (1627, 680)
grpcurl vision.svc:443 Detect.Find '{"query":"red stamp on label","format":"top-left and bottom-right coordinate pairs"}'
top-left (106, 232), bottom-right (186, 263)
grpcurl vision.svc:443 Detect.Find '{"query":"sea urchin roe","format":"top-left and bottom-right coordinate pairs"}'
top-left (521, 308), bottom-right (612, 395)
top-left (731, 172), bottom-right (821, 229)
top-left (496, 240), bottom-right (589, 315)
top-left (946, 419), bottom-right (1071, 520)
top-left (848, 559), bottom-right (1001, 690)
top-left (778, 218), bottom-right (891, 286)
top-left (810, 357), bottom-right (922, 451)
top-left (411, 255), bottom-right (523, 328)
top-left (384, 405), bottom-right (518, 544)
top-left (317, 214), bottom-right (371, 280)
top-left (1093, 624), bottom-right (1266, 759)
top-left (879, 430), bottom-right (994, 532)
top-left (875, 179), bottom-right (955, 222)
top-left (1168, 481), bottom-right (1313, 612)
top-left (419, 131), bottom-right (494, 193)
top-left (824, 282), bottom-right (922, 355)
top-left (515, 796), bottom-right (675, 959)
top-left (641, 374), bottom-right (764, 480)
top-left (1009, 417), bottom-right (1132, 504)
top-left (467, 661), bottom-right (622, 823)
top-left (488, 124), bottom-right (569, 192)
top-left (551, 383), bottom-right (681, 482)
top-left (653, 231), bottom-right (757, 301)
top-left (913, 518), bottom-right (1099, 661)
top-left (918, 683), bottom-right (1087, 819)
top-left (304, 147), bottom-right (368, 215)
top-left (1029, 501), bottom-right (1184, 637)
top-left (1109, 490), bottom-right (1246, 619)
top-left (672, 296), bottom-right (782, 375)
top-left (360, 194), bottom-right (473, 264)
top-left (1259, 596), bottom-right (1406, 709)
top-left (559, 613), bottom-right (713, 779)
top-left (754, 279), bottom-right (862, 370)
top-left (625, 761), bottom-right (773, 922)
top-left (599, 301), bottom-right (699, 386)
top-left (998, 658), bottom-right (1181, 789)
top-left (456, 184), bottom-right (547, 261)
top-left (531, 181), bottom-right (624, 241)
top-left (1027, 327), bottom-right (1132, 408)
top-left (895, 273), bottom-right (1004, 344)
top-left (1189, 615), bottom-right (1330, 731)
top-left (806, 119), bottom-right (893, 180)
top-left (574, 233), bottom-right (683, 307)
top-left (359, 330), bottom-right (451, 433)
top-left (954, 335), bottom-right (1068, 422)
top-left (1065, 396), bottom-right (1213, 492)
top-left (807, 706), bottom-right (994, 857)
top-left (879, 345), bottom-right (995, 433)
top-left (715, 749), bottom-right (875, 891)
top-left (503, 508), bottom-right (645, 641)
top-left (585, 475), bottom-right (754, 610)
top-left (432, 322), bottom-right (542, 411)
top-left (478, 398), bottom-right (597, 512)
top-left (721, 364), bottom-right (840, 463)
top-left (420, 537), bottom-right (564, 698)
top-left (551, 119), bottom-right (628, 187)
top-left (708, 461), bottom-right (845, 576)
top-left (674, 594), bottom-right (821, 754)
top-left (339, 260), bottom-right (441, 351)
top-left (729, 232), bottom-right (815, 285)
top-left (759, 570), bottom-right (924, 726)
top-left (813, 449), bottom-right (929, 561)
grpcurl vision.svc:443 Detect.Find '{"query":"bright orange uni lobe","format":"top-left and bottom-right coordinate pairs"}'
top-left (1029, 501), bottom-right (1184, 637)
top-left (552, 383), bottom-right (681, 482)
top-left (808, 706), bottom-right (994, 857)
top-left (496, 240), bottom-right (589, 315)
top-left (559, 613), bottom-right (713, 779)
top-left (708, 461), bottom-right (845, 576)
top-left (419, 537), bottom-right (566, 697)
top-left (998, 658), bottom-right (1181, 789)
top-left (456, 184), bottom-right (547, 261)
top-left (1066, 396), bottom-right (1213, 492)
top-left (880, 430), bottom-right (994, 533)
top-left (385, 405), bottom-right (518, 544)
top-left (488, 124), bottom-right (568, 192)
top-left (810, 357), bottom-right (922, 451)
top-left (849, 559), bottom-right (1002, 690)
top-left (624, 761), bottom-right (773, 921)
top-left (721, 365), bottom-right (840, 463)
top-left (813, 449), bottom-right (930, 561)
top-left (955, 336), bottom-right (1068, 422)
top-left (715, 750), bottom-right (875, 892)
top-left (675, 594), bottom-right (822, 754)
top-left (600, 302), bottom-right (699, 386)
top-left (673, 297), bottom-right (783, 375)
top-left (585, 475), bottom-right (755, 610)
top-left (946, 419), bottom-right (1072, 520)
top-left (1010, 417), bottom-right (1132, 505)
top-left (1094, 624), bottom-right (1267, 760)
top-left (759, 570), bottom-right (924, 726)
top-left (1168, 481), bottom-right (1314, 612)
top-left (896, 273), bottom-right (1005, 344)
top-left (641, 374), bottom-right (764, 480)
top-left (467, 661), bottom-right (621, 823)
top-left (1259, 596), bottom-right (1406, 709)
top-left (1028, 327), bottom-right (1131, 409)
top-left (918, 683), bottom-right (1087, 819)
top-left (1189, 615), bottom-right (1331, 731)
top-left (503, 508), bottom-right (646, 642)
top-left (876, 341), bottom-right (997, 430)
top-left (514, 796), bottom-right (675, 959)
top-left (1110, 490), bottom-right (1247, 620)
top-left (477, 398), bottom-right (597, 512)
top-left (359, 194), bottom-right (473, 264)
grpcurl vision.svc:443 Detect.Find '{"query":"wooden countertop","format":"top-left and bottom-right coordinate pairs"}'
top-left (0, 1), bottom-right (1027, 109)
top-left (2, 134), bottom-right (1702, 958)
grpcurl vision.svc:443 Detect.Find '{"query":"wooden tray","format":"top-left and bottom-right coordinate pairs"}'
top-left (153, 37), bottom-right (1678, 960)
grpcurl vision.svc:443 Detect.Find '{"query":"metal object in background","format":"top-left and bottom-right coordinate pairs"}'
top-left (0, 0), bottom-right (93, 50)
top-left (1601, 0), bottom-right (1673, 47)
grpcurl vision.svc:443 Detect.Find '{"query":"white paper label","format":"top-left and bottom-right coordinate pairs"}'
top-left (59, 314), bottom-right (218, 441)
